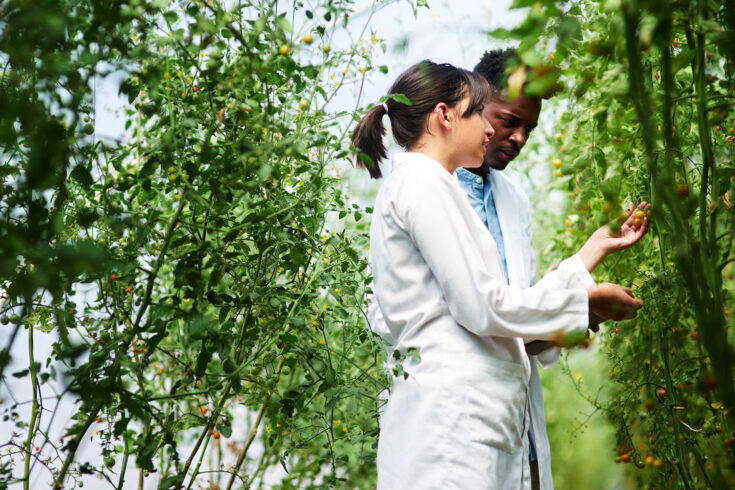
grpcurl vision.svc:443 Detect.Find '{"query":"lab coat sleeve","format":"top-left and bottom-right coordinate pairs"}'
top-left (522, 194), bottom-right (594, 367)
top-left (533, 254), bottom-right (596, 291)
top-left (399, 172), bottom-right (590, 342)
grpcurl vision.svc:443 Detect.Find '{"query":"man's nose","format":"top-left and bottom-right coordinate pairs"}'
top-left (509, 128), bottom-right (526, 147)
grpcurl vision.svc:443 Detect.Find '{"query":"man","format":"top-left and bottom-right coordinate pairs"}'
top-left (454, 48), bottom-right (562, 490)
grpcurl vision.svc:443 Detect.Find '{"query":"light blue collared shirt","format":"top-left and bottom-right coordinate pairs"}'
top-left (455, 168), bottom-right (510, 283)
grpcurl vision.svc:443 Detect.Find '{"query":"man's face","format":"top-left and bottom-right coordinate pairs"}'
top-left (479, 93), bottom-right (542, 172)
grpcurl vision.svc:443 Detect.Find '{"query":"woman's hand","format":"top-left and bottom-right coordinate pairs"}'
top-left (578, 202), bottom-right (651, 272)
top-left (587, 282), bottom-right (643, 322)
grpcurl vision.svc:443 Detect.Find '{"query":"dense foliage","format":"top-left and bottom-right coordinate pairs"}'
top-left (1, 1), bottom-right (394, 488)
top-left (497, 0), bottom-right (735, 487)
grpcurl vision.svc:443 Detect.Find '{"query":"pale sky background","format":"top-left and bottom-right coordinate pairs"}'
top-left (2, 2), bottom-right (552, 488)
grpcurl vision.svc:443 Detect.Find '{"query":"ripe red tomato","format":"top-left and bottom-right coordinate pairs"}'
top-left (192, 85), bottom-right (199, 93)
top-left (620, 453), bottom-right (630, 463)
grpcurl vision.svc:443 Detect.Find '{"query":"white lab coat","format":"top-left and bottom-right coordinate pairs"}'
top-left (368, 152), bottom-right (594, 489)
top-left (486, 169), bottom-right (595, 490)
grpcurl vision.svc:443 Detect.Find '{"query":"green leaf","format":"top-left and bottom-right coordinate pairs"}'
top-left (381, 93), bottom-right (412, 106)
top-left (69, 165), bottom-right (94, 188)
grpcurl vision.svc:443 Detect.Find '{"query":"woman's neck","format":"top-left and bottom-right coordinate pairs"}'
top-left (408, 140), bottom-right (457, 174)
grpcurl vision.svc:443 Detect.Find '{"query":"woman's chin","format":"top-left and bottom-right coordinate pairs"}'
top-left (461, 157), bottom-right (484, 169)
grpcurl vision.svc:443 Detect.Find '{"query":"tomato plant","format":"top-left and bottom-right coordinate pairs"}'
top-left (1, 0), bottom-right (401, 488)
top-left (496, 0), bottom-right (735, 487)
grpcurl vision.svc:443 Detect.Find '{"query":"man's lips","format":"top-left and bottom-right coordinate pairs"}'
top-left (496, 147), bottom-right (519, 161)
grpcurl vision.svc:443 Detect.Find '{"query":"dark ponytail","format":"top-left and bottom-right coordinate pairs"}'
top-left (351, 60), bottom-right (490, 179)
top-left (351, 104), bottom-right (388, 179)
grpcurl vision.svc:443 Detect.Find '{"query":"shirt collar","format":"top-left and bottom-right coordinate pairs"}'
top-left (456, 167), bottom-right (486, 188)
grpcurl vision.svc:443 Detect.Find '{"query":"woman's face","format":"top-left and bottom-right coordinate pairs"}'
top-left (451, 94), bottom-right (495, 168)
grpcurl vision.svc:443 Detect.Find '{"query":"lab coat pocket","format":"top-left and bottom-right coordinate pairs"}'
top-left (459, 357), bottom-right (527, 454)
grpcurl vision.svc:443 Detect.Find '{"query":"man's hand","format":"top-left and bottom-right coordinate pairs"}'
top-left (578, 202), bottom-right (651, 272)
top-left (587, 283), bottom-right (643, 321)
top-left (588, 311), bottom-right (605, 332)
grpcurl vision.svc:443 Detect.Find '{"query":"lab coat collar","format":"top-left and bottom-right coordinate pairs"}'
top-left (392, 152), bottom-right (449, 175)
top-left (488, 169), bottom-right (529, 288)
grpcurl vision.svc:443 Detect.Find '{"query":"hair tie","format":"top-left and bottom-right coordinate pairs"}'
top-left (381, 102), bottom-right (389, 115)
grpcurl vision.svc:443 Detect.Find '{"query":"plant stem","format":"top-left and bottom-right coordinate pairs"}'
top-left (185, 432), bottom-right (212, 490)
top-left (116, 438), bottom-right (130, 490)
top-left (22, 323), bottom-right (39, 490)
top-left (225, 357), bottom-right (284, 490)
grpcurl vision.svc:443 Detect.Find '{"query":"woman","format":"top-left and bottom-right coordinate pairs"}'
top-left (352, 61), bottom-right (643, 489)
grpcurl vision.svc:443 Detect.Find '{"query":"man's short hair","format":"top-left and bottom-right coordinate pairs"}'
top-left (474, 48), bottom-right (520, 94)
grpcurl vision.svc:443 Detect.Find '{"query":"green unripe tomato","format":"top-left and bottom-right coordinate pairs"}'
top-left (9, 314), bottom-right (20, 324)
top-left (82, 123), bottom-right (94, 135)
top-left (104, 456), bottom-right (115, 468)
top-left (0, 316), bottom-right (8, 325)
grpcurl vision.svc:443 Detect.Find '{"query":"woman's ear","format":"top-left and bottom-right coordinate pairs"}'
top-left (433, 103), bottom-right (450, 127)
